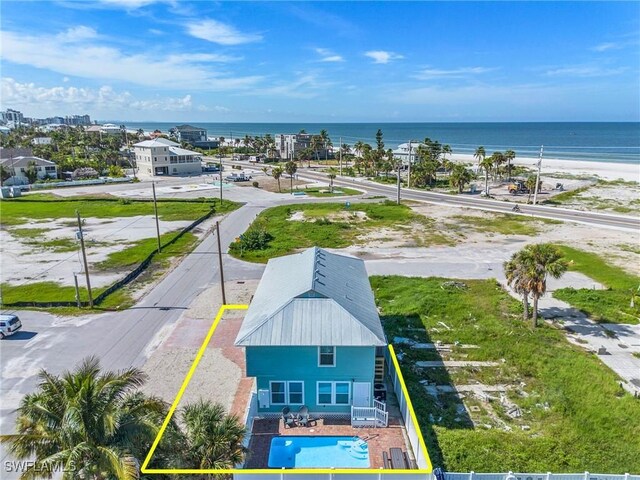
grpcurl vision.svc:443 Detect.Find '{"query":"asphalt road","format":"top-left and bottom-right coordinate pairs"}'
top-left (295, 169), bottom-right (640, 232)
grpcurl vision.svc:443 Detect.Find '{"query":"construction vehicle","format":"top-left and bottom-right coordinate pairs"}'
top-left (508, 181), bottom-right (529, 195)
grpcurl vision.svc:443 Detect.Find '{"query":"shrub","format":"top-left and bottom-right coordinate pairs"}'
top-left (230, 227), bottom-right (273, 254)
top-left (252, 181), bottom-right (259, 188)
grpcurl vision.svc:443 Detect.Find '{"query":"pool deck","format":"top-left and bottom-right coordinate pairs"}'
top-left (245, 416), bottom-right (413, 469)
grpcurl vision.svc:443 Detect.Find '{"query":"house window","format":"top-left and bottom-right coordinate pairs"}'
top-left (270, 381), bottom-right (304, 405)
top-left (270, 382), bottom-right (286, 405)
top-left (317, 382), bottom-right (333, 405)
top-left (288, 381), bottom-right (304, 404)
top-left (317, 382), bottom-right (351, 405)
top-left (335, 382), bottom-right (350, 404)
top-left (318, 346), bottom-right (335, 367)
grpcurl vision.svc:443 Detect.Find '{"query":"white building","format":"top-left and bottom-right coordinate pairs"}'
top-left (392, 142), bottom-right (424, 165)
top-left (133, 138), bottom-right (203, 176)
top-left (0, 156), bottom-right (58, 185)
top-left (32, 137), bottom-right (53, 146)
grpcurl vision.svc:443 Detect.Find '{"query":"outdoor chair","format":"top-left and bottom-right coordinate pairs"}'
top-left (282, 407), bottom-right (296, 428)
top-left (296, 405), bottom-right (316, 427)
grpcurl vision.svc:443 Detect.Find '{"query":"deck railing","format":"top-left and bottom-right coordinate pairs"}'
top-left (351, 404), bottom-right (389, 427)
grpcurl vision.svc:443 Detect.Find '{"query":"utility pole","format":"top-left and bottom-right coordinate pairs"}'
top-left (73, 273), bottom-right (81, 308)
top-left (407, 141), bottom-right (412, 188)
top-left (396, 159), bottom-right (401, 205)
top-left (215, 221), bottom-right (226, 304)
top-left (339, 137), bottom-right (343, 176)
top-left (533, 145), bottom-right (543, 205)
top-left (152, 182), bottom-right (161, 253)
top-left (76, 210), bottom-right (93, 308)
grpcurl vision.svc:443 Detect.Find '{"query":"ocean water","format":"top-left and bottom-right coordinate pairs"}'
top-left (113, 122), bottom-right (640, 164)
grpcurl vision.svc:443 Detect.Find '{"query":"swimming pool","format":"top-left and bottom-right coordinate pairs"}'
top-left (268, 436), bottom-right (370, 468)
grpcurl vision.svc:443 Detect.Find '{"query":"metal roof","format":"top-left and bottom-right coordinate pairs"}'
top-left (133, 138), bottom-right (179, 147)
top-left (234, 247), bottom-right (386, 347)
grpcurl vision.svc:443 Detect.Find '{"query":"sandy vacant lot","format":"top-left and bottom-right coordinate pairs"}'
top-left (342, 203), bottom-right (640, 277)
top-left (1, 216), bottom-right (194, 287)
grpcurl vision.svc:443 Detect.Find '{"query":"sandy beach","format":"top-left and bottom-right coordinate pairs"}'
top-left (449, 153), bottom-right (639, 182)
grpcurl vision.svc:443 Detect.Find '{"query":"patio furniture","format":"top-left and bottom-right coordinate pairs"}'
top-left (389, 447), bottom-right (408, 469)
top-left (296, 406), bottom-right (316, 427)
top-left (282, 407), bottom-right (296, 428)
top-left (382, 451), bottom-right (392, 469)
top-left (403, 451), bottom-right (418, 469)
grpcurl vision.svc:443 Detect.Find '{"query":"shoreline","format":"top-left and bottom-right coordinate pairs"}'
top-left (449, 153), bottom-right (639, 182)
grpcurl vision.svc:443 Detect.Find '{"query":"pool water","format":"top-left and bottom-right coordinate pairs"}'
top-left (268, 436), bottom-right (370, 468)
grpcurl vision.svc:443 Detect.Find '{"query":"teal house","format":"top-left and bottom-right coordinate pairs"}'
top-left (234, 247), bottom-right (387, 417)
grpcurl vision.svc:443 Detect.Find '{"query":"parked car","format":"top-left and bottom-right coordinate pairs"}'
top-left (0, 314), bottom-right (22, 339)
top-left (225, 173), bottom-right (252, 182)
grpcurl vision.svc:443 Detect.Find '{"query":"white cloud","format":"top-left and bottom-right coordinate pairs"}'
top-left (1, 77), bottom-right (195, 112)
top-left (246, 72), bottom-right (336, 98)
top-left (98, 0), bottom-right (168, 9)
top-left (592, 42), bottom-right (619, 52)
top-left (413, 66), bottom-right (495, 80)
top-left (544, 65), bottom-right (628, 78)
top-left (315, 48), bottom-right (344, 63)
top-left (186, 19), bottom-right (262, 45)
top-left (364, 50), bottom-right (403, 64)
top-left (0, 29), bottom-right (262, 90)
top-left (56, 26), bottom-right (98, 43)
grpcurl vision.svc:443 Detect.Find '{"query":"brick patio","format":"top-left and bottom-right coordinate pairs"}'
top-left (245, 415), bottom-right (414, 470)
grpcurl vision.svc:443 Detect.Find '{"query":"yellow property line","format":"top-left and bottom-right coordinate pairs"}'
top-left (141, 304), bottom-right (433, 475)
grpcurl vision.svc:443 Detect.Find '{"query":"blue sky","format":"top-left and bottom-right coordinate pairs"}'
top-left (1, 1), bottom-right (638, 122)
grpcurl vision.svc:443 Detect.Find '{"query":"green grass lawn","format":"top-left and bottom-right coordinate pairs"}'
top-left (372, 276), bottom-right (640, 472)
top-left (451, 214), bottom-right (561, 236)
top-left (96, 231), bottom-right (198, 270)
top-left (284, 186), bottom-right (363, 197)
top-left (551, 245), bottom-right (640, 324)
top-left (0, 194), bottom-right (238, 226)
top-left (1, 232), bottom-right (199, 309)
top-left (228, 201), bottom-right (450, 263)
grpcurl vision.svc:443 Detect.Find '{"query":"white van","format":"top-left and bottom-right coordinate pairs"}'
top-left (0, 314), bottom-right (22, 339)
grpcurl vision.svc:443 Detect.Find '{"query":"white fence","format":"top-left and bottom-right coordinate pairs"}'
top-left (385, 348), bottom-right (430, 470)
top-left (233, 473), bottom-right (639, 480)
top-left (443, 473), bottom-right (639, 480)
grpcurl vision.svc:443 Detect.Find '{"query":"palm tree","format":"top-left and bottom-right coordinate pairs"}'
top-left (0, 357), bottom-right (166, 480)
top-left (319, 129), bottom-right (330, 161)
top-left (504, 244), bottom-right (568, 327)
top-left (180, 400), bottom-right (246, 470)
top-left (474, 146), bottom-right (486, 168)
top-left (505, 251), bottom-right (532, 322)
top-left (354, 140), bottom-right (365, 159)
top-left (442, 144), bottom-right (452, 174)
top-left (449, 164), bottom-right (472, 193)
top-left (310, 135), bottom-right (323, 164)
top-left (285, 161), bottom-right (297, 192)
top-left (327, 167), bottom-right (337, 192)
top-left (272, 166), bottom-right (284, 192)
top-left (504, 149), bottom-right (516, 180)
top-left (492, 151), bottom-right (506, 180)
top-left (479, 155), bottom-right (494, 195)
